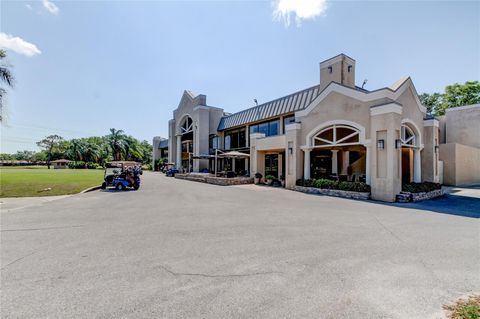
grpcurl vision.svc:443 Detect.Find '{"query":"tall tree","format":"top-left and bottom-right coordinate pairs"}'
top-left (419, 92), bottom-right (442, 115)
top-left (419, 81), bottom-right (480, 116)
top-left (0, 49), bottom-right (15, 122)
top-left (438, 81), bottom-right (480, 115)
top-left (106, 128), bottom-right (126, 161)
top-left (68, 139), bottom-right (86, 162)
top-left (36, 135), bottom-right (64, 169)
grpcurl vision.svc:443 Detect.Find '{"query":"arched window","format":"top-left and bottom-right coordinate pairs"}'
top-left (313, 125), bottom-right (360, 147)
top-left (401, 124), bottom-right (416, 147)
top-left (180, 116), bottom-right (193, 134)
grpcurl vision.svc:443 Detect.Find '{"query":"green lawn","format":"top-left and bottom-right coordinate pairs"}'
top-left (0, 167), bottom-right (104, 198)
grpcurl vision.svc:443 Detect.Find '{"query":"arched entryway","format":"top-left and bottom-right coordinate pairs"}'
top-left (304, 122), bottom-right (368, 183)
top-left (400, 122), bottom-right (421, 184)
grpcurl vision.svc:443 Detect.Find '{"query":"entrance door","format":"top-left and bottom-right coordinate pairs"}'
top-left (264, 154), bottom-right (278, 178)
top-left (401, 148), bottom-right (413, 184)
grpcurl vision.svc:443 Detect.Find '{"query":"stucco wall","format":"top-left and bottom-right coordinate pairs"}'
top-left (297, 92), bottom-right (372, 145)
top-left (439, 143), bottom-right (480, 186)
top-left (445, 105), bottom-right (480, 148)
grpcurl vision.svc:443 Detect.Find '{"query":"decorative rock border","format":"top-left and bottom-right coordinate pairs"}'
top-left (293, 185), bottom-right (370, 200)
top-left (175, 174), bottom-right (253, 186)
top-left (396, 189), bottom-right (444, 202)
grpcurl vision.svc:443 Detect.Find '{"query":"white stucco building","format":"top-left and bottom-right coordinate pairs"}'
top-left (156, 54), bottom-right (480, 202)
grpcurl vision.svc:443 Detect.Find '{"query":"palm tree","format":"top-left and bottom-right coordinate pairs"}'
top-left (0, 49), bottom-right (14, 122)
top-left (83, 142), bottom-right (101, 163)
top-left (107, 128), bottom-right (126, 161)
top-left (68, 139), bottom-right (86, 162)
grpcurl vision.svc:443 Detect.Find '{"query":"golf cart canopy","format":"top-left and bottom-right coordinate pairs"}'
top-left (106, 161), bottom-right (140, 168)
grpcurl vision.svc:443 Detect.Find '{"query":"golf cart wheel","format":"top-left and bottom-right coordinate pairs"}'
top-left (101, 182), bottom-right (107, 190)
top-left (133, 184), bottom-right (140, 190)
top-left (116, 183), bottom-right (125, 191)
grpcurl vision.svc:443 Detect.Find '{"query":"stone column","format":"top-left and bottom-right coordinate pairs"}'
top-left (413, 148), bottom-right (421, 183)
top-left (341, 150), bottom-right (350, 175)
top-left (176, 135), bottom-right (182, 168)
top-left (365, 145), bottom-right (371, 185)
top-left (303, 148), bottom-right (312, 180)
top-left (331, 150), bottom-right (339, 175)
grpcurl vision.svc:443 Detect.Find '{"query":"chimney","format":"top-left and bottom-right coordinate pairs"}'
top-left (319, 54), bottom-right (356, 91)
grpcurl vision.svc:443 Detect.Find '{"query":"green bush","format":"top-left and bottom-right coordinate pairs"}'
top-left (297, 178), bottom-right (371, 192)
top-left (255, 173), bottom-right (263, 179)
top-left (68, 161), bottom-right (86, 169)
top-left (265, 175), bottom-right (275, 180)
top-left (86, 162), bottom-right (101, 169)
top-left (403, 182), bottom-right (441, 193)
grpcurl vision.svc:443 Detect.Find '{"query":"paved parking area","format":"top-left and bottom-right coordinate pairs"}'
top-left (1, 173), bottom-right (479, 318)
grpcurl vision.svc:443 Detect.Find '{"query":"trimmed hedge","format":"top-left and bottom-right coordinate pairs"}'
top-left (68, 161), bottom-right (102, 169)
top-left (296, 178), bottom-right (371, 193)
top-left (402, 182), bottom-right (441, 193)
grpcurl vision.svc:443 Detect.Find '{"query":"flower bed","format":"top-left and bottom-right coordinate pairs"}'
top-left (396, 182), bottom-right (444, 202)
top-left (294, 179), bottom-right (371, 200)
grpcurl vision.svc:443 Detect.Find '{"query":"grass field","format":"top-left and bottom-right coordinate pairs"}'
top-left (0, 167), bottom-right (104, 198)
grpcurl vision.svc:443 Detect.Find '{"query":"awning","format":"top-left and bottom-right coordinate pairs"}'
top-left (218, 151), bottom-right (250, 158)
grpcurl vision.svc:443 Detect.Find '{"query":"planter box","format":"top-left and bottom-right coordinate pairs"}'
top-left (396, 189), bottom-right (444, 202)
top-left (293, 185), bottom-right (370, 200)
top-left (175, 174), bottom-right (253, 186)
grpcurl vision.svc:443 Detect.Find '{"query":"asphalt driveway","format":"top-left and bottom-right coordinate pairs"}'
top-left (1, 173), bottom-right (479, 318)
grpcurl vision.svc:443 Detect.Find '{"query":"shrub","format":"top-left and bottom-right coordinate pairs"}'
top-left (254, 173), bottom-right (263, 179)
top-left (68, 161), bottom-right (86, 169)
top-left (297, 178), bottom-right (371, 193)
top-left (265, 175), bottom-right (275, 180)
top-left (86, 162), bottom-right (101, 169)
top-left (403, 182), bottom-right (441, 193)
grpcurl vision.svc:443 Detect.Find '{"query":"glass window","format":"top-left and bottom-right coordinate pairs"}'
top-left (250, 125), bottom-right (258, 134)
top-left (283, 116), bottom-right (295, 132)
top-left (224, 135), bottom-right (231, 150)
top-left (239, 130), bottom-right (246, 148)
top-left (258, 122), bottom-right (269, 136)
top-left (268, 120), bottom-right (279, 136)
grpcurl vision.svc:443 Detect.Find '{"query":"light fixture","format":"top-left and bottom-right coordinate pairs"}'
top-left (435, 145), bottom-right (439, 152)
top-left (328, 66), bottom-right (333, 74)
top-left (288, 147), bottom-right (293, 155)
top-left (395, 139), bottom-right (402, 149)
top-left (377, 139), bottom-right (385, 149)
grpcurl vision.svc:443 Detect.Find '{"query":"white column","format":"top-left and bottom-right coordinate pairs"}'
top-left (331, 150), bottom-right (338, 175)
top-left (176, 135), bottom-right (181, 168)
top-left (232, 158), bottom-right (236, 172)
top-left (365, 145), bottom-right (371, 185)
top-left (341, 151), bottom-right (350, 175)
top-left (413, 148), bottom-right (421, 182)
top-left (303, 148), bottom-right (311, 180)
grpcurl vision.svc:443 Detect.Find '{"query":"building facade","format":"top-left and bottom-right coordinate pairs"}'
top-left (161, 54), bottom-right (478, 202)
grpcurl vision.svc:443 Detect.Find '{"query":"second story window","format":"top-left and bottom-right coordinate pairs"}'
top-left (224, 128), bottom-right (246, 150)
top-left (249, 119), bottom-right (280, 137)
top-left (283, 115), bottom-right (295, 133)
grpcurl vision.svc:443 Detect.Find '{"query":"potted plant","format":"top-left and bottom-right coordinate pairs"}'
top-left (254, 172), bottom-right (262, 184)
top-left (265, 175), bottom-right (275, 185)
top-left (279, 175), bottom-right (285, 187)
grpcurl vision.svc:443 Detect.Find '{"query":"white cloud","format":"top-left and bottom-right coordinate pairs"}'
top-left (0, 33), bottom-right (41, 57)
top-left (272, 0), bottom-right (328, 27)
top-left (42, 0), bottom-right (59, 15)
top-left (25, 4), bottom-right (32, 10)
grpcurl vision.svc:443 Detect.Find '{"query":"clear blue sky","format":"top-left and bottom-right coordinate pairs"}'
top-left (1, 0), bottom-right (479, 153)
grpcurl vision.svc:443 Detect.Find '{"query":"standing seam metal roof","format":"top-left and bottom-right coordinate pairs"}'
top-left (217, 84), bottom-right (321, 131)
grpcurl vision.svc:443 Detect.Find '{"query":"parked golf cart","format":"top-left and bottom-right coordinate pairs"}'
top-left (101, 161), bottom-right (142, 191)
top-left (165, 167), bottom-right (179, 177)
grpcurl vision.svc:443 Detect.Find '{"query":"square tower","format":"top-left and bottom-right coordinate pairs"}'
top-left (320, 54), bottom-right (356, 91)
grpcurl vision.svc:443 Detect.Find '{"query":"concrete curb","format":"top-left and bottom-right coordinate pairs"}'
top-left (80, 185), bottom-right (102, 194)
